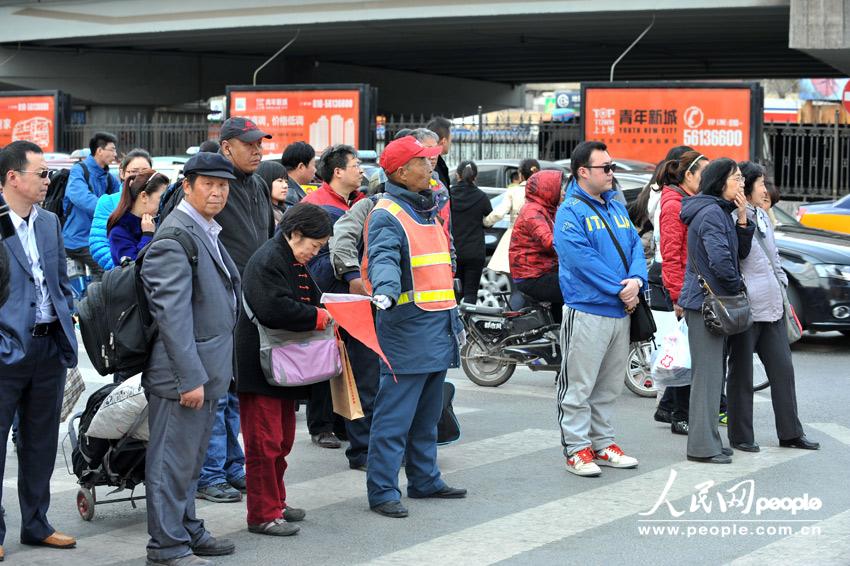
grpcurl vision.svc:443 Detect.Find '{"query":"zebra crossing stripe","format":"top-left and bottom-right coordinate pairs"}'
top-left (13, 428), bottom-right (559, 564)
top-left (806, 423), bottom-right (850, 446)
top-left (726, 509), bottom-right (850, 566)
top-left (363, 447), bottom-right (811, 566)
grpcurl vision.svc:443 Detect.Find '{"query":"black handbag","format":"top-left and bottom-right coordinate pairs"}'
top-left (695, 274), bottom-right (753, 336)
top-left (573, 195), bottom-right (656, 342)
top-left (647, 261), bottom-right (674, 312)
top-left (685, 217), bottom-right (752, 336)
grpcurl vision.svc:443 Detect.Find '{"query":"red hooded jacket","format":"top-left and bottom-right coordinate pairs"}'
top-left (659, 184), bottom-right (691, 303)
top-left (509, 170), bottom-right (563, 280)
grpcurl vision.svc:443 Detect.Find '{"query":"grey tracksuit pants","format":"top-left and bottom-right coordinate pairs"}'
top-left (557, 306), bottom-right (630, 457)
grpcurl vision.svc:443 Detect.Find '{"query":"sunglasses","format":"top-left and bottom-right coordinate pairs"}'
top-left (584, 163), bottom-right (619, 174)
top-left (17, 169), bottom-right (51, 179)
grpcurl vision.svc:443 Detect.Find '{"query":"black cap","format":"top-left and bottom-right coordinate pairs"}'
top-left (182, 152), bottom-right (237, 180)
top-left (220, 116), bottom-right (272, 143)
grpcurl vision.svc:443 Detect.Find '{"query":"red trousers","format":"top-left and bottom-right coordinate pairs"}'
top-left (238, 393), bottom-right (296, 525)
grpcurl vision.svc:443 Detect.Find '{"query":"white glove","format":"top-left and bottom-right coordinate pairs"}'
top-left (372, 294), bottom-right (392, 310)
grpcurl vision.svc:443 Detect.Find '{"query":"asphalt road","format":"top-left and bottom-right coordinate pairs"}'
top-left (2, 330), bottom-right (849, 565)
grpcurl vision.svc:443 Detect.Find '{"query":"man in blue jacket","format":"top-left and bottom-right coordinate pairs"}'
top-left (62, 132), bottom-right (121, 280)
top-left (363, 136), bottom-right (466, 518)
top-left (553, 141), bottom-right (648, 477)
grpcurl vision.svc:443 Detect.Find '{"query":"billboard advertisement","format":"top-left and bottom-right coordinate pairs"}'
top-left (581, 82), bottom-right (763, 163)
top-left (799, 78), bottom-right (850, 101)
top-left (225, 84), bottom-right (376, 157)
top-left (0, 91), bottom-right (61, 152)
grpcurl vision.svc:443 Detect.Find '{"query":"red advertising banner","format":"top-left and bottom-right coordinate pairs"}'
top-left (583, 87), bottom-right (754, 163)
top-left (228, 89), bottom-right (361, 156)
top-left (0, 95), bottom-right (57, 152)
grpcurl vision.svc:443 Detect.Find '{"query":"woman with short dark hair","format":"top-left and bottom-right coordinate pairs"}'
top-left (256, 160), bottom-right (289, 225)
top-left (237, 202), bottom-right (334, 537)
top-left (677, 158), bottom-right (754, 464)
top-left (725, 161), bottom-right (819, 454)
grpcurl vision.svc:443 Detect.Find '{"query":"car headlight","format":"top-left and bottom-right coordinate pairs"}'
top-left (814, 264), bottom-right (850, 281)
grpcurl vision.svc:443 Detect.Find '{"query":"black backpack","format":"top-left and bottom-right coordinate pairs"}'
top-left (43, 162), bottom-right (117, 226)
top-left (77, 226), bottom-right (199, 376)
top-left (157, 178), bottom-right (184, 225)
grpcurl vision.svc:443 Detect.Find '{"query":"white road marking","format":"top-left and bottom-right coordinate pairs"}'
top-left (363, 447), bottom-right (811, 566)
top-left (806, 422), bottom-right (850, 446)
top-left (726, 509), bottom-right (850, 566)
top-left (14, 428), bottom-right (560, 564)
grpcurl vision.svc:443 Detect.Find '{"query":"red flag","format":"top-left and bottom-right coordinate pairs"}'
top-left (321, 293), bottom-right (393, 372)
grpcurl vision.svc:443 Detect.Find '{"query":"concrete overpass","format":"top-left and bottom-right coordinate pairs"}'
top-left (0, 0), bottom-right (848, 115)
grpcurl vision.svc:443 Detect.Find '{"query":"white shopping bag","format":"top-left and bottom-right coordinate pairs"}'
top-left (651, 319), bottom-right (692, 388)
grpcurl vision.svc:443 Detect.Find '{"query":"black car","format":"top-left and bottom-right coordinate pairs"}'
top-left (773, 207), bottom-right (850, 335)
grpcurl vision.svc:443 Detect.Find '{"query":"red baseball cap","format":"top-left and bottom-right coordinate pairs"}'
top-left (379, 136), bottom-right (443, 175)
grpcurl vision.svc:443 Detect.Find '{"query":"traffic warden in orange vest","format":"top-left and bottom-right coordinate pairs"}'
top-left (362, 136), bottom-right (467, 518)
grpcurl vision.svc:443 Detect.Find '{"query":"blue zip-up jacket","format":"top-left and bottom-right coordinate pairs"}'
top-left (677, 194), bottom-right (755, 311)
top-left (365, 181), bottom-right (462, 374)
top-left (108, 210), bottom-right (154, 266)
top-left (89, 191), bottom-right (122, 270)
top-left (62, 156), bottom-right (120, 249)
top-left (554, 179), bottom-right (648, 318)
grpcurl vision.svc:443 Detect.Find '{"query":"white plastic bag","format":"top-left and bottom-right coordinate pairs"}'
top-left (86, 374), bottom-right (149, 441)
top-left (651, 319), bottom-right (692, 388)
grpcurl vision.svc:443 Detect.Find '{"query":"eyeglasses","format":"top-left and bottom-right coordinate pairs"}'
top-left (730, 175), bottom-right (745, 184)
top-left (584, 163), bottom-right (618, 174)
top-left (345, 161), bottom-right (363, 170)
top-left (17, 169), bottom-right (50, 179)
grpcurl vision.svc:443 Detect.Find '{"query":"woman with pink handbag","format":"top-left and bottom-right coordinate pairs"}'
top-left (236, 203), bottom-right (334, 538)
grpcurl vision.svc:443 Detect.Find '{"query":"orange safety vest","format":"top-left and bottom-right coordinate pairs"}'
top-left (362, 198), bottom-right (456, 311)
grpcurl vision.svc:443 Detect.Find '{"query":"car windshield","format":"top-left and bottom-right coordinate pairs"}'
top-left (773, 206), bottom-right (802, 227)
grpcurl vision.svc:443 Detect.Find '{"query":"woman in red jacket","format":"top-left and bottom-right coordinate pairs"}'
top-left (658, 150), bottom-right (708, 435)
top-left (509, 169), bottom-right (566, 321)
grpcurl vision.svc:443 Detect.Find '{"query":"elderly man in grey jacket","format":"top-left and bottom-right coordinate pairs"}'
top-left (141, 153), bottom-right (242, 566)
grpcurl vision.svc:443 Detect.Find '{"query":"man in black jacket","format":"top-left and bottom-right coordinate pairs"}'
top-left (195, 117), bottom-right (275, 504)
top-left (281, 141), bottom-right (317, 206)
top-left (426, 117), bottom-right (452, 192)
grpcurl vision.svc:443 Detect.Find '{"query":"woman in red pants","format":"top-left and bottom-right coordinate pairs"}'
top-left (237, 203), bottom-right (333, 536)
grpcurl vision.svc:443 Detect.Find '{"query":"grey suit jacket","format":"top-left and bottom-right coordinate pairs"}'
top-left (140, 209), bottom-right (240, 400)
top-left (0, 206), bottom-right (77, 370)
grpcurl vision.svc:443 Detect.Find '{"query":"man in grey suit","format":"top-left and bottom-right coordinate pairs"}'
top-left (141, 152), bottom-right (241, 566)
top-left (0, 140), bottom-right (79, 561)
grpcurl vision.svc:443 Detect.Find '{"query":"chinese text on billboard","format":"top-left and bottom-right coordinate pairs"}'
top-left (584, 87), bottom-right (752, 163)
top-left (228, 90), bottom-right (361, 156)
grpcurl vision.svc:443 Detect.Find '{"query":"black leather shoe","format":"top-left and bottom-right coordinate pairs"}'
top-left (192, 536), bottom-right (235, 557)
top-left (779, 436), bottom-right (820, 450)
top-left (671, 420), bottom-right (689, 435)
top-left (687, 453), bottom-right (732, 464)
top-left (731, 442), bottom-right (760, 453)
top-left (722, 447), bottom-right (733, 456)
top-left (371, 501), bottom-right (408, 518)
top-left (409, 486), bottom-right (467, 499)
top-left (654, 408), bottom-right (672, 424)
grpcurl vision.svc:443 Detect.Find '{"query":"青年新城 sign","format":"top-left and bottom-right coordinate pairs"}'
top-left (581, 84), bottom-right (762, 163)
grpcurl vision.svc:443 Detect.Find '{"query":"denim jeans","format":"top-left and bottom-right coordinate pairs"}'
top-left (197, 392), bottom-right (245, 488)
